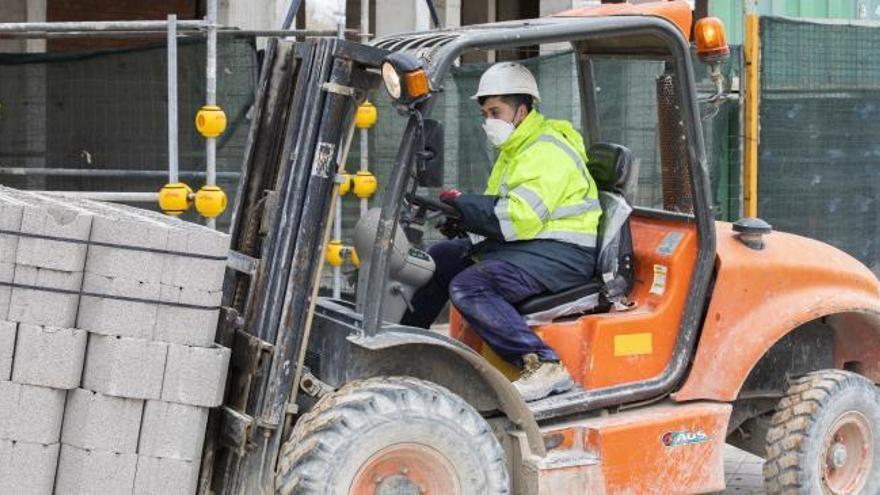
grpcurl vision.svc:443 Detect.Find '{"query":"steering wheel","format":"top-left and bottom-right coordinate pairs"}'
top-left (405, 194), bottom-right (466, 240)
top-left (406, 194), bottom-right (460, 219)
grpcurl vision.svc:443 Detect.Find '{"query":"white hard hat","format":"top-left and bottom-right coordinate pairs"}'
top-left (471, 62), bottom-right (541, 103)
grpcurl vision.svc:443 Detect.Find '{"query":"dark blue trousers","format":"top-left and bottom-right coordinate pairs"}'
top-left (400, 239), bottom-right (560, 367)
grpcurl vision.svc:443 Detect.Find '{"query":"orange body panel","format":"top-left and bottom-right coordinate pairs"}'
top-left (673, 222), bottom-right (880, 401)
top-left (540, 401), bottom-right (731, 494)
top-left (555, 0), bottom-right (693, 40)
top-left (451, 215), bottom-right (698, 389)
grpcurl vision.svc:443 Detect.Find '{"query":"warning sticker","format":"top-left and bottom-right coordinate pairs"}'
top-left (650, 264), bottom-right (668, 295)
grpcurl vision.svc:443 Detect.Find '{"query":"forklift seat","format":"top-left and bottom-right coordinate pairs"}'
top-left (516, 143), bottom-right (639, 324)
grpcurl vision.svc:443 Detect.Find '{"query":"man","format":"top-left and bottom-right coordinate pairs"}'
top-left (401, 62), bottom-right (601, 402)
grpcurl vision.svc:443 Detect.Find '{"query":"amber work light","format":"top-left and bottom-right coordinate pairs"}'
top-left (695, 17), bottom-right (730, 63)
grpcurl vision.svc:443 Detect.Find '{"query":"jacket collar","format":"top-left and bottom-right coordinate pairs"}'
top-left (499, 110), bottom-right (543, 155)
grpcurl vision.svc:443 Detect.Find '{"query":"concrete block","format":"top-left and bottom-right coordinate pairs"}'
top-left (62, 388), bottom-right (144, 454)
top-left (8, 266), bottom-right (82, 328)
top-left (161, 254), bottom-right (227, 292)
top-left (106, 202), bottom-right (229, 257)
top-left (82, 334), bottom-right (168, 400)
top-left (138, 400), bottom-right (208, 461)
top-left (12, 324), bottom-right (86, 389)
top-left (154, 285), bottom-right (221, 346)
top-left (134, 455), bottom-right (198, 495)
top-left (85, 245), bottom-right (166, 284)
top-left (79, 199), bottom-right (228, 289)
top-left (0, 262), bottom-right (12, 284)
top-left (0, 381), bottom-right (65, 443)
top-left (0, 321), bottom-right (15, 381)
top-left (0, 193), bottom-right (25, 265)
top-left (13, 193), bottom-right (93, 272)
top-left (81, 201), bottom-right (170, 251)
top-left (55, 444), bottom-right (137, 495)
top-left (0, 440), bottom-right (59, 495)
top-left (161, 344), bottom-right (230, 407)
top-left (0, 263), bottom-right (12, 321)
top-left (77, 273), bottom-right (160, 338)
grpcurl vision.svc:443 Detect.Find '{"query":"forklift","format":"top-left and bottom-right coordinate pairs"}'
top-left (204, 1), bottom-right (880, 493)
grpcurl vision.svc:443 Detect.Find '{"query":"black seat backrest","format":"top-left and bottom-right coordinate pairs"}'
top-left (587, 143), bottom-right (639, 302)
top-left (587, 143), bottom-right (640, 203)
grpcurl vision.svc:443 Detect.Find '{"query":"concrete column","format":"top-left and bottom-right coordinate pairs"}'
top-left (434, 0), bottom-right (462, 28)
top-left (374, 0), bottom-right (431, 37)
top-left (305, 0), bottom-right (345, 32)
top-left (28, 0), bottom-right (47, 190)
top-left (219, 0), bottom-right (289, 47)
top-left (0, 0), bottom-right (27, 53)
top-left (540, 0), bottom-right (599, 17)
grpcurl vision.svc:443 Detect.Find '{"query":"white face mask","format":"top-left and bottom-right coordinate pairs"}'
top-left (482, 118), bottom-right (516, 148)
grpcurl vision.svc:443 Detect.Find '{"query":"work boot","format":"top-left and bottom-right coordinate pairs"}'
top-left (513, 354), bottom-right (574, 402)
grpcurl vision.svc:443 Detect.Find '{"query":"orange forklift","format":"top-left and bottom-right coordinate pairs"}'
top-left (208, 2), bottom-right (880, 493)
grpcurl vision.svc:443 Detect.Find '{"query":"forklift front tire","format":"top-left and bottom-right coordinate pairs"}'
top-left (275, 376), bottom-right (510, 495)
top-left (763, 370), bottom-right (880, 494)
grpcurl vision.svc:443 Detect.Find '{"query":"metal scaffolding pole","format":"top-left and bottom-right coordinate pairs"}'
top-left (332, 3), bottom-right (346, 299)
top-left (0, 29), bottom-right (346, 39)
top-left (37, 192), bottom-right (159, 202)
top-left (167, 14), bottom-right (179, 184)
top-left (0, 20), bottom-right (206, 32)
top-left (205, 0), bottom-right (219, 229)
top-left (359, 0), bottom-right (370, 217)
top-left (0, 167), bottom-right (238, 178)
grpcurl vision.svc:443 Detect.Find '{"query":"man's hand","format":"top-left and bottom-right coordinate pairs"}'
top-left (439, 188), bottom-right (462, 204)
top-left (437, 217), bottom-right (466, 239)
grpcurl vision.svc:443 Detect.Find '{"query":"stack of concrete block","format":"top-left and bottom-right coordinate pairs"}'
top-left (0, 186), bottom-right (231, 495)
top-left (0, 189), bottom-right (93, 495)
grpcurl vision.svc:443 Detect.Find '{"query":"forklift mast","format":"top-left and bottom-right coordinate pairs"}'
top-left (202, 38), bottom-right (387, 494)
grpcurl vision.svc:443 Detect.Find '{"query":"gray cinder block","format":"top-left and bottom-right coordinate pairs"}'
top-left (0, 263), bottom-right (12, 321)
top-left (134, 455), bottom-right (198, 495)
top-left (79, 199), bottom-right (228, 291)
top-left (12, 324), bottom-right (86, 389)
top-left (8, 266), bottom-right (82, 328)
top-left (154, 285), bottom-right (221, 346)
top-left (14, 194), bottom-right (93, 272)
top-left (76, 273), bottom-right (160, 339)
top-left (82, 334), bottom-right (168, 400)
top-left (161, 254), bottom-right (227, 293)
top-left (0, 381), bottom-right (65, 444)
top-left (0, 440), bottom-right (59, 495)
top-left (138, 400), bottom-right (208, 461)
top-left (81, 202), bottom-right (169, 284)
top-left (55, 444), bottom-right (137, 495)
top-left (103, 201), bottom-right (230, 257)
top-left (161, 344), bottom-right (230, 407)
top-left (0, 321), bottom-right (15, 381)
top-left (0, 193), bottom-right (24, 265)
top-left (62, 389), bottom-right (144, 454)
top-left (85, 245), bottom-right (165, 285)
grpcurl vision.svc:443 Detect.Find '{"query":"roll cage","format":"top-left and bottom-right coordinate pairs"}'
top-left (359, 13), bottom-right (717, 415)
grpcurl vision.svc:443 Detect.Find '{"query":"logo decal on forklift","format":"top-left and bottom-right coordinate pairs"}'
top-left (661, 430), bottom-right (710, 448)
top-left (650, 264), bottom-right (668, 295)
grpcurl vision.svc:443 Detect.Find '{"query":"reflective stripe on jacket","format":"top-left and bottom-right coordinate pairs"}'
top-left (480, 110), bottom-right (601, 248)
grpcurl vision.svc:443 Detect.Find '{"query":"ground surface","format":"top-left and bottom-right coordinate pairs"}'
top-left (720, 446), bottom-right (765, 494)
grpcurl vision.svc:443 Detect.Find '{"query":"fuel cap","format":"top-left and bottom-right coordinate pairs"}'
top-left (732, 217), bottom-right (772, 250)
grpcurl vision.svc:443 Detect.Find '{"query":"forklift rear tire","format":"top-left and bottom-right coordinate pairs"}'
top-left (763, 370), bottom-right (880, 494)
top-left (275, 376), bottom-right (510, 494)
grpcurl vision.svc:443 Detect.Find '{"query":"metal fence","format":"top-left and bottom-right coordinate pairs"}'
top-left (0, 37), bottom-right (258, 227)
top-left (757, 16), bottom-right (880, 273)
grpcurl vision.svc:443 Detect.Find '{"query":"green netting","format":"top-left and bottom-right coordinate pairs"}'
top-left (0, 39), bottom-right (258, 227)
top-left (758, 17), bottom-right (880, 272)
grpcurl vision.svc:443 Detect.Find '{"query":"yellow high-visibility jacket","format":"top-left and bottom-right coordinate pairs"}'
top-left (455, 110), bottom-right (601, 249)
